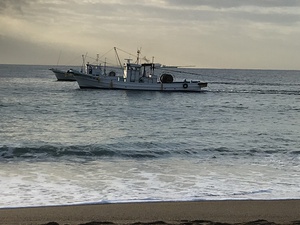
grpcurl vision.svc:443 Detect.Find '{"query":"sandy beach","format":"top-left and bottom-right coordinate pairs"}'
top-left (0, 200), bottom-right (300, 225)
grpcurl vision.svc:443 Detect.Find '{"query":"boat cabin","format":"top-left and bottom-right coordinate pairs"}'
top-left (124, 62), bottom-right (174, 84)
top-left (86, 63), bottom-right (102, 76)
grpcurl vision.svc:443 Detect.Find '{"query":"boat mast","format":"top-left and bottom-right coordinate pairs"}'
top-left (96, 54), bottom-right (99, 66)
top-left (136, 48), bottom-right (141, 64)
top-left (56, 50), bottom-right (62, 66)
top-left (104, 58), bottom-right (107, 75)
top-left (151, 56), bottom-right (155, 74)
top-left (114, 47), bottom-right (123, 69)
top-left (81, 54), bottom-right (87, 73)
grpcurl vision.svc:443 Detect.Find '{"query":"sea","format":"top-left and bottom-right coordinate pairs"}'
top-left (0, 64), bottom-right (300, 209)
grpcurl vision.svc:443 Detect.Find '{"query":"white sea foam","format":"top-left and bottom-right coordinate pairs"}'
top-left (1, 157), bottom-right (299, 208)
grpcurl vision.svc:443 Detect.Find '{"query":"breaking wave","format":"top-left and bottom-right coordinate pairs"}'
top-left (1, 143), bottom-right (299, 161)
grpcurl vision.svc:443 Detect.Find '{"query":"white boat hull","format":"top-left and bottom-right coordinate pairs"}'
top-left (49, 68), bottom-right (76, 81)
top-left (73, 71), bottom-right (207, 92)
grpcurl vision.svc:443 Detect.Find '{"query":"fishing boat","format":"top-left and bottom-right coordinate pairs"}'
top-left (70, 49), bottom-right (208, 92)
top-left (49, 68), bottom-right (76, 81)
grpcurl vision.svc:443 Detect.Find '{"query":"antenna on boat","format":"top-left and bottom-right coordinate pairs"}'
top-left (96, 54), bottom-right (99, 66)
top-left (125, 58), bottom-right (132, 64)
top-left (81, 54), bottom-right (85, 73)
top-left (104, 57), bottom-right (107, 75)
top-left (136, 47), bottom-right (141, 64)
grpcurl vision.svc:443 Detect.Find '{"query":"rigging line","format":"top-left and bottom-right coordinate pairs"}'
top-left (115, 47), bottom-right (137, 58)
top-left (114, 47), bottom-right (152, 64)
top-left (86, 57), bottom-right (118, 67)
top-left (85, 50), bottom-right (120, 67)
top-left (158, 67), bottom-right (248, 82)
top-left (85, 55), bottom-right (105, 64)
top-left (98, 48), bottom-right (114, 60)
top-left (114, 47), bottom-right (123, 69)
top-left (85, 55), bottom-right (100, 63)
top-left (159, 67), bottom-right (222, 81)
top-left (158, 67), bottom-right (206, 77)
top-left (56, 50), bottom-right (62, 66)
top-left (84, 54), bottom-right (119, 67)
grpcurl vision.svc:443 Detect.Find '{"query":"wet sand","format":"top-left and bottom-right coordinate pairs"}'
top-left (0, 200), bottom-right (300, 225)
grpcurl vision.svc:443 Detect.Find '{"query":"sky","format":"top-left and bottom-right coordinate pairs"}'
top-left (1, 0), bottom-right (300, 69)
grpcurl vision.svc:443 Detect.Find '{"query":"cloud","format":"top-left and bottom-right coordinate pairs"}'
top-left (0, 0), bottom-right (27, 13)
top-left (0, 0), bottom-right (300, 68)
top-left (165, 0), bottom-right (300, 8)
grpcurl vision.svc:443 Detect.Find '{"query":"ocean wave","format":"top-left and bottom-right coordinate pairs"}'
top-left (0, 144), bottom-right (188, 160)
top-left (0, 144), bottom-right (297, 161)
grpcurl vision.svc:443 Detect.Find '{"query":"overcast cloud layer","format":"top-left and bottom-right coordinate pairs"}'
top-left (1, 0), bottom-right (300, 69)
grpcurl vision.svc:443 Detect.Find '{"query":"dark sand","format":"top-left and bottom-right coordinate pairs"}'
top-left (0, 200), bottom-right (300, 225)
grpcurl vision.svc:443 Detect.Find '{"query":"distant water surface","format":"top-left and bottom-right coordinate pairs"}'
top-left (0, 64), bottom-right (300, 208)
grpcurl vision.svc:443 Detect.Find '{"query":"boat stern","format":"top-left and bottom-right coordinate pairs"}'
top-left (198, 82), bottom-right (208, 88)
